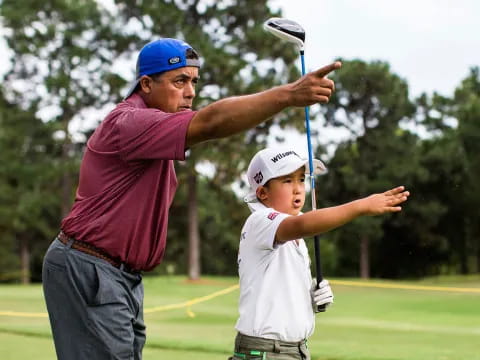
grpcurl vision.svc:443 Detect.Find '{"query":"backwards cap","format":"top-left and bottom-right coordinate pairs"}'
top-left (124, 38), bottom-right (201, 99)
top-left (244, 147), bottom-right (327, 212)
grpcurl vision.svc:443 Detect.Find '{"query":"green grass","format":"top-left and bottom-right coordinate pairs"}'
top-left (0, 275), bottom-right (479, 360)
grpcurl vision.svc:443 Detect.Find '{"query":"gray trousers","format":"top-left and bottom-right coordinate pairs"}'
top-left (229, 332), bottom-right (310, 360)
top-left (42, 238), bottom-right (145, 360)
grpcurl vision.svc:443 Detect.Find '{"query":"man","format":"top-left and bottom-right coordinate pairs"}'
top-left (42, 38), bottom-right (341, 359)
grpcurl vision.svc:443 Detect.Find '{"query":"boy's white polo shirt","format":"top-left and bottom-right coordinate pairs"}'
top-left (235, 206), bottom-right (315, 342)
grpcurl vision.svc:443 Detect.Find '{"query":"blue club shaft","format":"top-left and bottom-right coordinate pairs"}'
top-left (300, 51), bottom-right (317, 211)
top-left (300, 50), bottom-right (324, 293)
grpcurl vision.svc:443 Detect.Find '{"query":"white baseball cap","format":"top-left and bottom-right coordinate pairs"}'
top-left (244, 147), bottom-right (327, 212)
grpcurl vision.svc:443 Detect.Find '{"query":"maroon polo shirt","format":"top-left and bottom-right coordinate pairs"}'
top-left (61, 93), bottom-right (196, 271)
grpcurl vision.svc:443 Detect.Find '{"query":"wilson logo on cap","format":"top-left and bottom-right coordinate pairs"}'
top-left (168, 56), bottom-right (181, 64)
top-left (253, 171), bottom-right (263, 184)
top-left (270, 150), bottom-right (299, 163)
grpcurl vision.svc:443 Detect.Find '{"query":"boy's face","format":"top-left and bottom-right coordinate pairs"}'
top-left (258, 167), bottom-right (306, 216)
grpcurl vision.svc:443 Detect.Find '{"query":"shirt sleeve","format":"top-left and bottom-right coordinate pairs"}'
top-left (246, 209), bottom-right (290, 250)
top-left (114, 108), bottom-right (196, 161)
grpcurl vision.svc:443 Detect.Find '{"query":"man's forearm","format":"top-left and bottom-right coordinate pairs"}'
top-left (186, 85), bottom-right (290, 147)
top-left (185, 61), bottom-right (340, 147)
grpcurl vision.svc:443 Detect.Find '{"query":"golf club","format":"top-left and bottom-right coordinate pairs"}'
top-left (264, 17), bottom-right (326, 312)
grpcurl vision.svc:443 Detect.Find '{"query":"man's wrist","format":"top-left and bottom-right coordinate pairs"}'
top-left (270, 84), bottom-right (293, 108)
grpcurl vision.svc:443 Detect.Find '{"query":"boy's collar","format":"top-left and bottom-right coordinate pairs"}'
top-left (244, 194), bottom-right (267, 213)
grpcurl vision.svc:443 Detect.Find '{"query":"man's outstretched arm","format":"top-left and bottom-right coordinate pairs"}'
top-left (185, 61), bottom-right (341, 147)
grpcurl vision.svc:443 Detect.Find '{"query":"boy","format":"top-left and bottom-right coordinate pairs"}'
top-left (230, 147), bottom-right (410, 360)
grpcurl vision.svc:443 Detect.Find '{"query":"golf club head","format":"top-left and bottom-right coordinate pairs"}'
top-left (263, 17), bottom-right (305, 51)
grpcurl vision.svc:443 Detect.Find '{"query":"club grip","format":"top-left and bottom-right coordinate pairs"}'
top-left (314, 234), bottom-right (326, 312)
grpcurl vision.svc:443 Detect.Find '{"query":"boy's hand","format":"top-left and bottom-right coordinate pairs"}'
top-left (360, 186), bottom-right (410, 216)
top-left (311, 278), bottom-right (334, 312)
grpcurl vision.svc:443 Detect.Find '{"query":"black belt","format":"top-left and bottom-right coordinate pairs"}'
top-left (57, 231), bottom-right (139, 274)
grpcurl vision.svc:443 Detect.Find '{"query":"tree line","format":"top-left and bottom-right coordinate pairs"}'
top-left (0, 0), bottom-right (478, 283)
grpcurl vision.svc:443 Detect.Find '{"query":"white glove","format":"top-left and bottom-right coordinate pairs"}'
top-left (311, 278), bottom-right (334, 312)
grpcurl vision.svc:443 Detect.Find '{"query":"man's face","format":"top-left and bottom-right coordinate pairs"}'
top-left (139, 66), bottom-right (199, 112)
top-left (258, 167), bottom-right (306, 216)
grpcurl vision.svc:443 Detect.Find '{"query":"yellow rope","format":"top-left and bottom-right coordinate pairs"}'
top-left (0, 311), bottom-right (48, 318)
top-left (144, 284), bottom-right (239, 315)
top-left (331, 279), bottom-right (480, 293)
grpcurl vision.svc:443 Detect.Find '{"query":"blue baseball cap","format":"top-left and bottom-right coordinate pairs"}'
top-left (124, 38), bottom-right (201, 99)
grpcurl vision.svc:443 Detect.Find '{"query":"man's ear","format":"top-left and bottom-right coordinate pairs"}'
top-left (139, 76), bottom-right (152, 94)
top-left (256, 186), bottom-right (268, 201)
